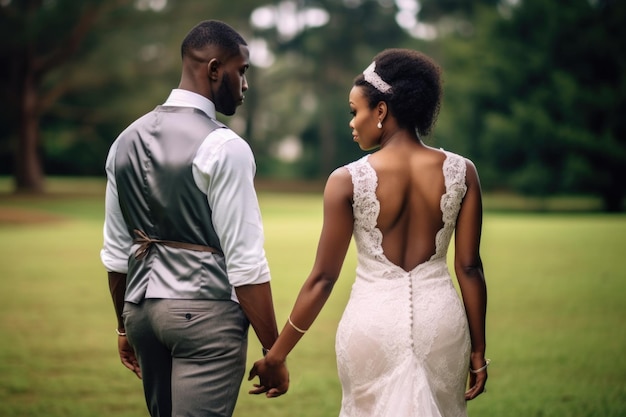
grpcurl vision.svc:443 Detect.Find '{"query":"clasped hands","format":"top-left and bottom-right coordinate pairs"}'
top-left (248, 355), bottom-right (289, 398)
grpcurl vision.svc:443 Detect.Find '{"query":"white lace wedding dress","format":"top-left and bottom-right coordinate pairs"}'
top-left (336, 151), bottom-right (471, 417)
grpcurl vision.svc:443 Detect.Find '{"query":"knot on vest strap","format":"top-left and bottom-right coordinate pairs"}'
top-left (133, 229), bottom-right (223, 260)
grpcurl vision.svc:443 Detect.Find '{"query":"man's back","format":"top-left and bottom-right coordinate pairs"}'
top-left (114, 105), bottom-right (231, 302)
top-left (115, 106), bottom-right (223, 243)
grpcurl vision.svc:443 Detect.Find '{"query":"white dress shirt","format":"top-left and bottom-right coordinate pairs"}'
top-left (101, 89), bottom-right (271, 300)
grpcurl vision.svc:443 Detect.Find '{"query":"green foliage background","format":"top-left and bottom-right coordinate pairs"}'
top-left (1, 0), bottom-right (625, 209)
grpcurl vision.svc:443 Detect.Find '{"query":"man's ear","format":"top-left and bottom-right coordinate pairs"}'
top-left (207, 58), bottom-right (220, 81)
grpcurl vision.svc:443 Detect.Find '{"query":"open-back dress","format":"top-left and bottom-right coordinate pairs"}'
top-left (335, 151), bottom-right (471, 417)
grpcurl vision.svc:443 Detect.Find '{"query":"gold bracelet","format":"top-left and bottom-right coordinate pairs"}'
top-left (288, 316), bottom-right (307, 334)
top-left (115, 329), bottom-right (127, 336)
top-left (469, 358), bottom-right (491, 374)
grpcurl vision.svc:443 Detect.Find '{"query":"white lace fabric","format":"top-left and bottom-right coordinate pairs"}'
top-left (335, 151), bottom-right (471, 417)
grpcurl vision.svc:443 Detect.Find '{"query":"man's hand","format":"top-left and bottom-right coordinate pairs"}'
top-left (248, 357), bottom-right (289, 398)
top-left (118, 335), bottom-right (142, 379)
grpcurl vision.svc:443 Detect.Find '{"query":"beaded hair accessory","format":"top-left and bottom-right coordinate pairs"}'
top-left (363, 62), bottom-right (392, 94)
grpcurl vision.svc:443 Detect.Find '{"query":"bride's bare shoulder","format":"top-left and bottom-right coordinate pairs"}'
top-left (324, 166), bottom-right (353, 199)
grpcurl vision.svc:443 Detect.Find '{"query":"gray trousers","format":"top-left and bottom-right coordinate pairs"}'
top-left (123, 299), bottom-right (249, 417)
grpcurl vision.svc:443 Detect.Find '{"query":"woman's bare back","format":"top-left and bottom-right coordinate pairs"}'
top-left (368, 144), bottom-right (448, 271)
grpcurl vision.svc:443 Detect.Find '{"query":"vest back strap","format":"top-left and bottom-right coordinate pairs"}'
top-left (133, 229), bottom-right (223, 260)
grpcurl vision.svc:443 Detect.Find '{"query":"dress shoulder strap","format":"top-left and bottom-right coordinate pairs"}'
top-left (441, 151), bottom-right (468, 224)
top-left (346, 155), bottom-right (376, 197)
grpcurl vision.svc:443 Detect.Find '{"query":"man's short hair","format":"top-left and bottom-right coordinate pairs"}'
top-left (181, 20), bottom-right (247, 59)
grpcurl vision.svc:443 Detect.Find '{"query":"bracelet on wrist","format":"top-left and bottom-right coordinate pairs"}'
top-left (288, 316), bottom-right (307, 334)
top-left (469, 358), bottom-right (491, 374)
top-left (115, 329), bottom-right (127, 336)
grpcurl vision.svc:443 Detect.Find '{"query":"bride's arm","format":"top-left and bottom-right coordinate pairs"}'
top-left (248, 167), bottom-right (354, 397)
top-left (454, 159), bottom-right (488, 400)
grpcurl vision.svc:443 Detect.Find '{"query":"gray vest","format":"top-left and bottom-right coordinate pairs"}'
top-left (115, 106), bottom-right (232, 303)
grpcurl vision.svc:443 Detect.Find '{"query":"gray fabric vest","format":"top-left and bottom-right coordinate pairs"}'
top-left (115, 106), bottom-right (232, 303)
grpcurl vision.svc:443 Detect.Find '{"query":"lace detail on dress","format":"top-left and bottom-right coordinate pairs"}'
top-left (346, 152), bottom-right (467, 265)
top-left (346, 155), bottom-right (384, 260)
top-left (431, 151), bottom-right (467, 261)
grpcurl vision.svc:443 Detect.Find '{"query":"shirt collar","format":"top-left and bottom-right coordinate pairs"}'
top-left (163, 89), bottom-right (216, 119)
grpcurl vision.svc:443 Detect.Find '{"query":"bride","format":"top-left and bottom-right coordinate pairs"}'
top-left (249, 48), bottom-right (488, 417)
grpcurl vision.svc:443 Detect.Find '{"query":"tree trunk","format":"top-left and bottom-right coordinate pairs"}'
top-left (14, 59), bottom-right (44, 194)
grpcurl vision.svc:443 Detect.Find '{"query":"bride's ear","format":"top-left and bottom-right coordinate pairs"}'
top-left (377, 101), bottom-right (388, 122)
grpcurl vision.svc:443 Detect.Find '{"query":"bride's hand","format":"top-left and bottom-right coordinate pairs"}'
top-left (464, 359), bottom-right (489, 400)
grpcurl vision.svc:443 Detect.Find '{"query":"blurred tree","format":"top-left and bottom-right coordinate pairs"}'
top-left (4, 0), bottom-right (623, 211)
top-left (0, 0), bottom-right (267, 192)
top-left (418, 0), bottom-right (499, 21)
top-left (436, 0), bottom-right (626, 211)
top-left (0, 0), bottom-right (135, 193)
top-left (247, 0), bottom-right (408, 178)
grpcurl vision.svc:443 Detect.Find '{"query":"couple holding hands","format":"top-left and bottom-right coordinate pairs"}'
top-left (102, 19), bottom-right (488, 417)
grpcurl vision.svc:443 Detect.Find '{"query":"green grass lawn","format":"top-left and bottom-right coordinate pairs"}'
top-left (0, 181), bottom-right (624, 417)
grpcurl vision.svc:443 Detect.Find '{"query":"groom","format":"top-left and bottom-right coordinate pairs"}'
top-left (101, 20), bottom-right (288, 416)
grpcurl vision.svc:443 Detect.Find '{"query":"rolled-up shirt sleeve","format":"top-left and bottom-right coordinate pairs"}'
top-left (193, 130), bottom-right (271, 287)
top-left (101, 139), bottom-right (132, 273)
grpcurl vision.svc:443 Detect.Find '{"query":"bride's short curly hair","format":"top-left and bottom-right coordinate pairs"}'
top-left (354, 48), bottom-right (442, 137)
